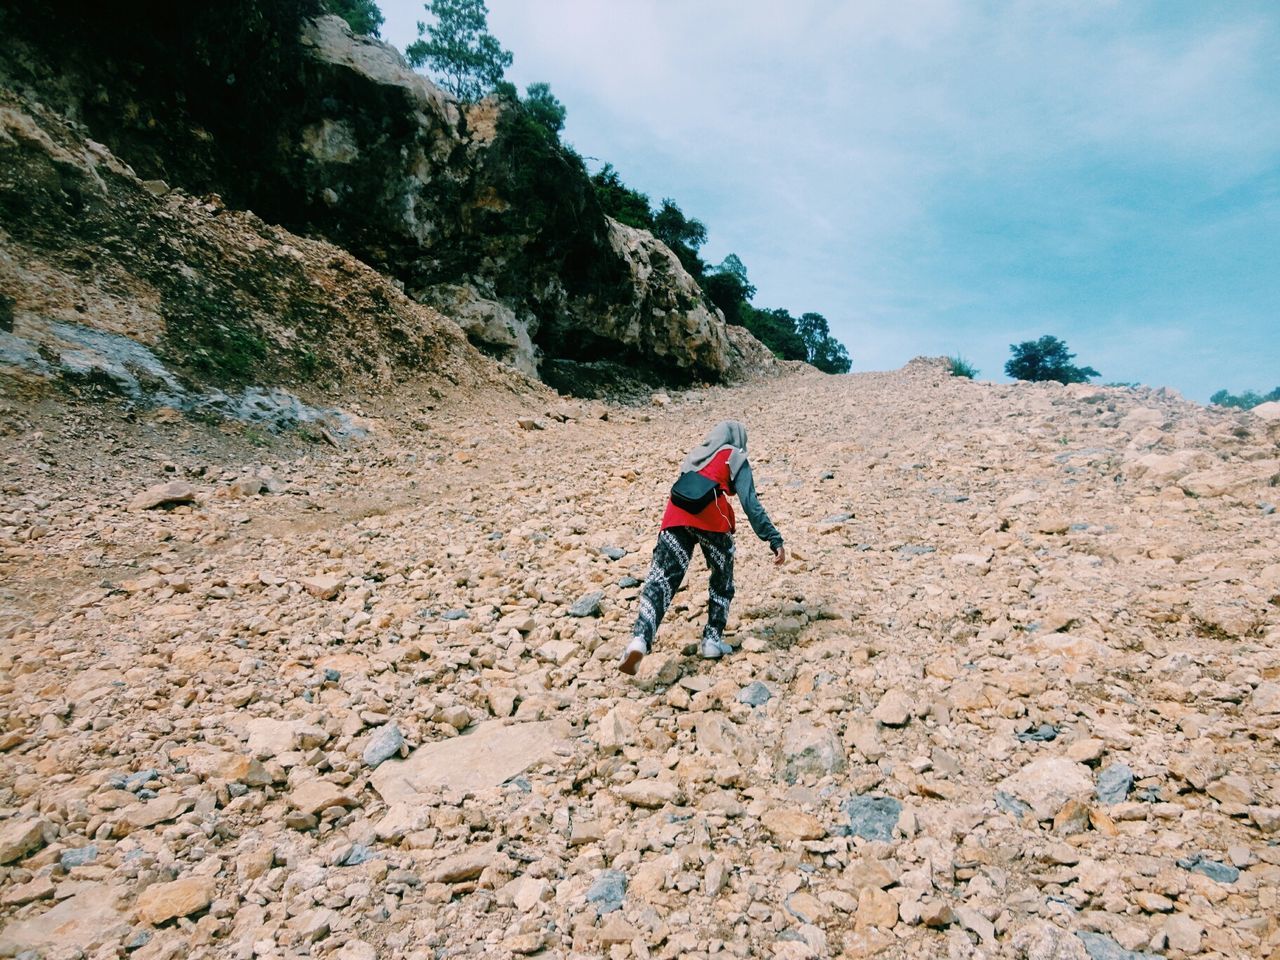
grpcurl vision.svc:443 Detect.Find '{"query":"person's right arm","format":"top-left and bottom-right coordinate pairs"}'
top-left (735, 461), bottom-right (784, 556)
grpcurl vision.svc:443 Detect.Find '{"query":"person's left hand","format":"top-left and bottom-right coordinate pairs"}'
top-left (773, 546), bottom-right (786, 566)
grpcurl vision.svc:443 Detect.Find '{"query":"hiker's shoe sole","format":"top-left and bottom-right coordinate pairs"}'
top-left (619, 650), bottom-right (643, 675)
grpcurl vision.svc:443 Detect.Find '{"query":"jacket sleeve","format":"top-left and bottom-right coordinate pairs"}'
top-left (734, 461), bottom-right (783, 551)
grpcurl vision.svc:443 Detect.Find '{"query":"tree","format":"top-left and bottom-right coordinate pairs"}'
top-left (701, 254), bottom-right (755, 321)
top-left (322, 0), bottom-right (384, 36)
top-left (740, 306), bottom-right (806, 362)
top-left (1209, 386), bottom-right (1280, 410)
top-left (795, 312), bottom-right (851, 374)
top-left (522, 82), bottom-right (565, 137)
top-left (1005, 335), bottom-right (1099, 383)
top-left (810, 337), bottom-right (852, 375)
top-left (652, 199), bottom-right (707, 277)
top-left (406, 0), bottom-right (512, 102)
top-left (590, 164), bottom-right (653, 230)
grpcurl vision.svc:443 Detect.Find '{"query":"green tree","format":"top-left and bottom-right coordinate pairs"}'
top-left (701, 254), bottom-right (755, 320)
top-left (406, 0), bottom-right (512, 102)
top-left (1005, 335), bottom-right (1099, 383)
top-left (322, 0), bottom-right (384, 36)
top-left (590, 164), bottom-right (653, 230)
top-left (652, 199), bottom-right (707, 277)
top-left (795, 312), bottom-right (852, 374)
top-left (741, 306), bottom-right (806, 362)
top-left (1209, 386), bottom-right (1280, 410)
top-left (810, 337), bottom-right (852, 375)
top-left (522, 82), bottom-right (566, 137)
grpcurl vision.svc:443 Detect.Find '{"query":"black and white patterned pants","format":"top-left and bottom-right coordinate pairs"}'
top-left (632, 527), bottom-right (735, 652)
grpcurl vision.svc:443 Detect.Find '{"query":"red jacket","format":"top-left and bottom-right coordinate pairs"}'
top-left (661, 447), bottom-right (736, 533)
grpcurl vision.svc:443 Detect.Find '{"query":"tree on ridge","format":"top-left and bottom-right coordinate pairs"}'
top-left (406, 0), bottom-right (512, 102)
top-left (1005, 335), bottom-right (1099, 384)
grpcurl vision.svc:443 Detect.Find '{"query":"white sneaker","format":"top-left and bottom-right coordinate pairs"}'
top-left (619, 637), bottom-right (646, 675)
top-left (700, 637), bottom-right (734, 660)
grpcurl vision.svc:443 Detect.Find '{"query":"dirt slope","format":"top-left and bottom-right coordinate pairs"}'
top-left (0, 360), bottom-right (1278, 959)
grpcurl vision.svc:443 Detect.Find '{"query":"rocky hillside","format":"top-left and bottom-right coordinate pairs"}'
top-left (1, 360), bottom-right (1277, 958)
top-left (0, 5), bottom-right (767, 392)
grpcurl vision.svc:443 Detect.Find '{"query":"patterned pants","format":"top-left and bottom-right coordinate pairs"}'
top-left (632, 527), bottom-right (735, 652)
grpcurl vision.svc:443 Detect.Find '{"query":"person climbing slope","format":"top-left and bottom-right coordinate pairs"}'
top-left (619, 420), bottom-right (786, 675)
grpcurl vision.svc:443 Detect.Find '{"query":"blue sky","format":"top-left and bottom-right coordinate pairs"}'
top-left (375, 1), bottom-right (1279, 401)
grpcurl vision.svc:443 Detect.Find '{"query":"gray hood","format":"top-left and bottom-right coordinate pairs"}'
top-left (680, 420), bottom-right (748, 480)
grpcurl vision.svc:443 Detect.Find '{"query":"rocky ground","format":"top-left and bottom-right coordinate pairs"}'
top-left (1, 358), bottom-right (1278, 960)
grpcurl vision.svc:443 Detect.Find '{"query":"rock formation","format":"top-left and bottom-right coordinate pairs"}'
top-left (0, 8), bottom-right (766, 386)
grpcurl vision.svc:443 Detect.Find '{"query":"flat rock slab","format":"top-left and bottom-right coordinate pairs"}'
top-left (370, 720), bottom-right (570, 803)
top-left (128, 481), bottom-right (196, 510)
top-left (0, 883), bottom-right (128, 956)
top-left (134, 876), bottom-right (215, 925)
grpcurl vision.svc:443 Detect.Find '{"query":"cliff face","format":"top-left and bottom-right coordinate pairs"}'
top-left (0, 8), bottom-right (769, 389)
top-left (282, 17), bottom-right (745, 382)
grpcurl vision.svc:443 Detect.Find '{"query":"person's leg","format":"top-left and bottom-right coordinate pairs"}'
top-left (697, 531), bottom-right (736, 658)
top-left (621, 527), bottom-right (695, 674)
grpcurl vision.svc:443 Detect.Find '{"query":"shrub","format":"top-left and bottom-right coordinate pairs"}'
top-left (947, 355), bottom-right (978, 379)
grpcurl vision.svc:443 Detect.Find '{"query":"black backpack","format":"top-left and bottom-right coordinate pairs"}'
top-left (670, 470), bottom-right (721, 513)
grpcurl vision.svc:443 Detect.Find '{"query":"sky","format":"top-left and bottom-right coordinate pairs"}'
top-left (375, 1), bottom-right (1279, 402)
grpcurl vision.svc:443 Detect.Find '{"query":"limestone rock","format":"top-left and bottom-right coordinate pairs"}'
top-left (872, 688), bottom-right (912, 727)
top-left (129, 481), bottom-right (196, 510)
top-left (997, 757), bottom-right (1093, 821)
top-left (288, 779), bottom-right (354, 815)
top-left (370, 720), bottom-right (568, 803)
top-left (778, 719), bottom-right (846, 783)
top-left (761, 808), bottom-right (826, 841)
top-left (0, 818), bottom-right (46, 864)
top-left (0, 883), bottom-right (128, 956)
top-left (614, 779), bottom-right (682, 808)
top-left (135, 876), bottom-right (215, 925)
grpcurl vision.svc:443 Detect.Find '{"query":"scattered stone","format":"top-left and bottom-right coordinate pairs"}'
top-left (842, 795), bottom-right (902, 842)
top-left (422, 845), bottom-right (499, 883)
top-left (362, 723), bottom-right (404, 768)
top-left (134, 876), bottom-right (215, 925)
top-left (738, 680), bottom-right (773, 707)
top-left (599, 545), bottom-right (626, 560)
top-left (568, 591), bottom-right (604, 617)
top-left (997, 757), bottom-right (1092, 821)
top-left (779, 719), bottom-right (846, 782)
top-left (854, 887), bottom-right (898, 931)
top-left (586, 870), bottom-right (626, 916)
top-left (1, 876), bottom-right (54, 907)
top-left (1162, 914), bottom-right (1202, 954)
top-left (762, 808), bottom-right (826, 841)
top-left (61, 844), bottom-right (98, 869)
top-left (1095, 763), bottom-right (1134, 805)
top-left (0, 818), bottom-right (46, 864)
top-left (614, 779), bottom-right (681, 808)
top-left (1016, 723), bottom-right (1059, 743)
top-left (0, 883), bottom-right (128, 956)
top-left (1076, 932), bottom-right (1162, 960)
top-left (300, 574), bottom-right (343, 600)
top-left (872, 688), bottom-right (911, 727)
top-left (1176, 854), bottom-right (1239, 884)
top-left (129, 481), bottom-right (196, 511)
top-left (288, 779), bottom-right (354, 816)
top-left (371, 720), bottom-right (568, 803)
top-left (919, 901), bottom-right (955, 929)
top-left (1066, 738), bottom-right (1105, 762)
